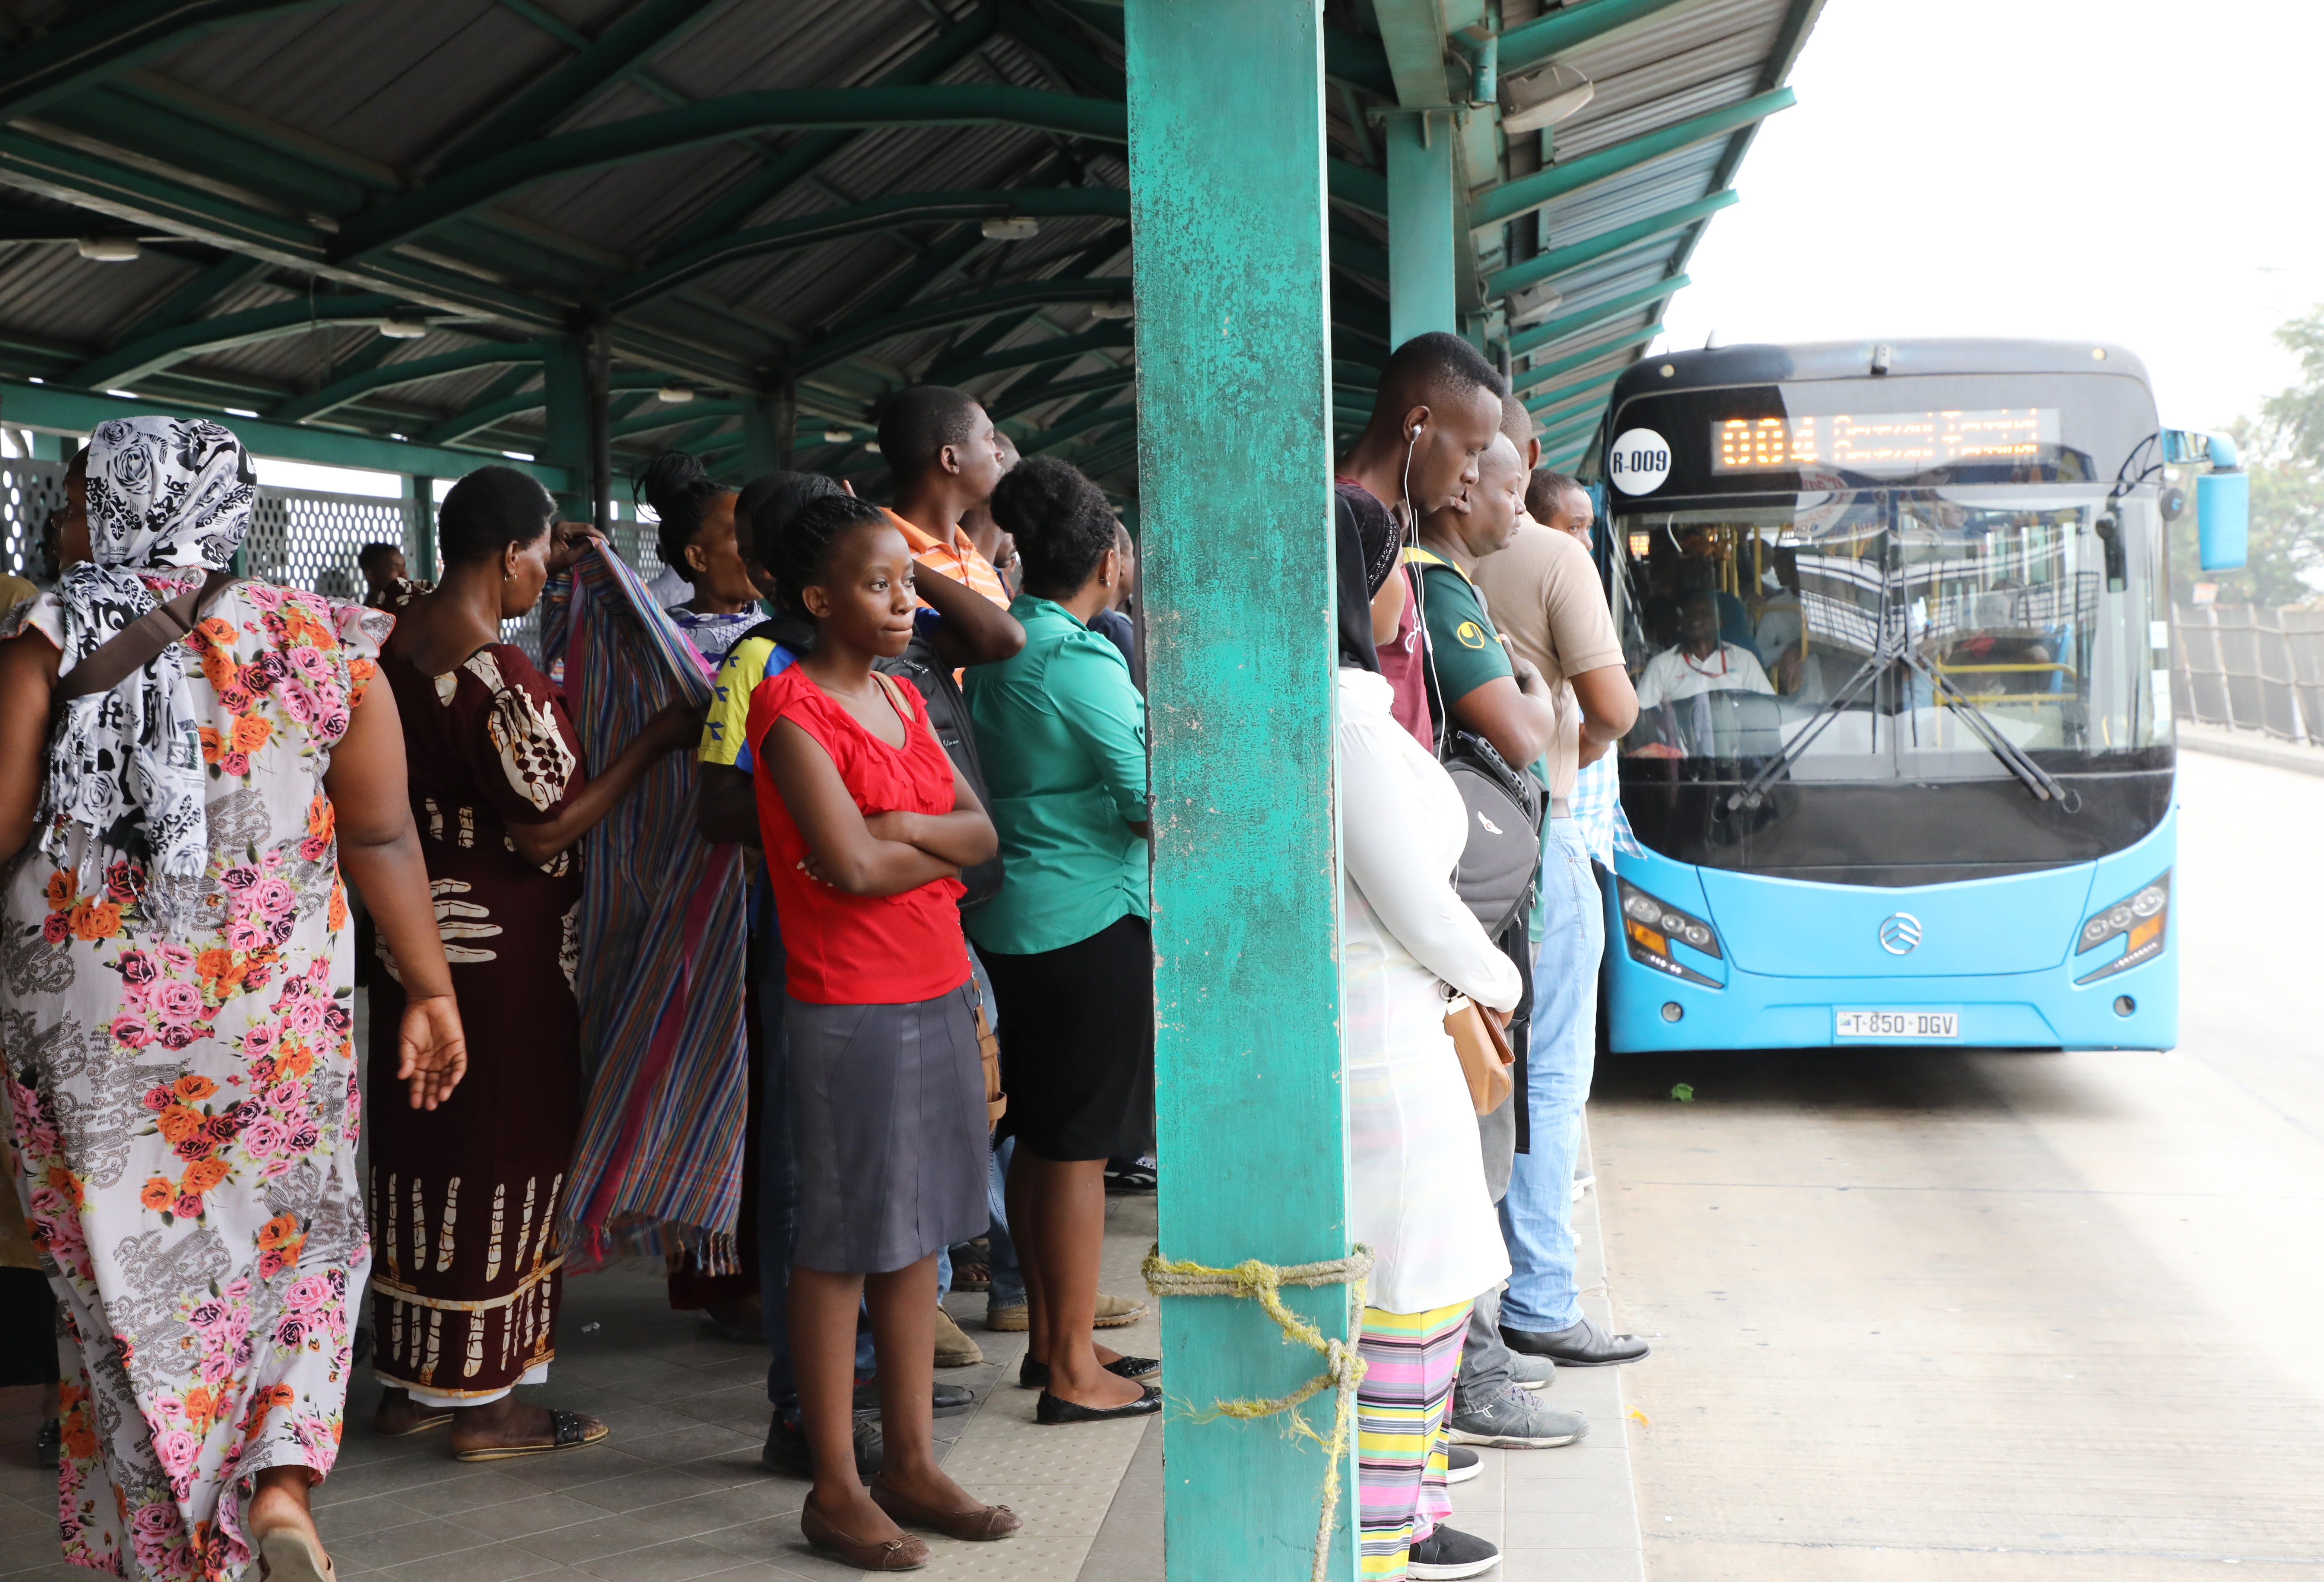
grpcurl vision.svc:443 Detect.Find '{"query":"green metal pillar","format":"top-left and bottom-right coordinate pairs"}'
top-left (1124, 3), bottom-right (1355, 1579)
top-left (739, 379), bottom-right (797, 478)
top-left (1385, 110), bottom-right (1456, 346)
top-left (539, 336), bottom-right (593, 520)
top-left (406, 475), bottom-right (437, 582)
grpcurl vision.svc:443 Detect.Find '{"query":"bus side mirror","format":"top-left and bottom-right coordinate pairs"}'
top-left (2198, 473), bottom-right (2248, 570)
top-left (2197, 453), bottom-right (2248, 573)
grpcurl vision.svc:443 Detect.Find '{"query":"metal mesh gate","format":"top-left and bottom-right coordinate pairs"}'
top-left (2174, 603), bottom-right (2324, 746)
top-left (2, 458), bottom-right (70, 580)
top-left (4, 471), bottom-right (681, 667)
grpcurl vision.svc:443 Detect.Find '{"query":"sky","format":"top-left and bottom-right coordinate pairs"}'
top-left (1652, 0), bottom-right (2324, 435)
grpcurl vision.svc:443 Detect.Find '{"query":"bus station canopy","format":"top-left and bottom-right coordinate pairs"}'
top-left (0, 0), bottom-right (1819, 502)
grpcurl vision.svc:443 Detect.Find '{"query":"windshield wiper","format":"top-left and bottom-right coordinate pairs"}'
top-left (1727, 618), bottom-right (2069, 809)
top-left (1897, 647), bottom-right (2067, 804)
top-left (1725, 634), bottom-right (1893, 811)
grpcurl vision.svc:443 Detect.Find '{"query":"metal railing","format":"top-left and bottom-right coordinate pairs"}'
top-left (2174, 603), bottom-right (2324, 746)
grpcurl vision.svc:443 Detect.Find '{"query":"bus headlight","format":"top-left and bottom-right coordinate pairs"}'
top-left (2074, 871), bottom-right (2169, 984)
top-left (1617, 879), bottom-right (1721, 987)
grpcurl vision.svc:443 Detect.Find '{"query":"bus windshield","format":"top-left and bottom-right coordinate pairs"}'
top-left (1610, 484), bottom-right (2170, 786)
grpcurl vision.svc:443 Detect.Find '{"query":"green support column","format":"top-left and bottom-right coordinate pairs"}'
top-left (1123, 3), bottom-right (1356, 1579)
top-left (539, 337), bottom-right (593, 520)
top-left (1385, 110), bottom-right (1456, 346)
top-left (740, 379), bottom-right (798, 477)
top-left (403, 474), bottom-right (436, 580)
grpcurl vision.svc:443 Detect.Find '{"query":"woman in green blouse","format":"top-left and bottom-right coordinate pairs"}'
top-left (965, 458), bottom-right (1161, 1426)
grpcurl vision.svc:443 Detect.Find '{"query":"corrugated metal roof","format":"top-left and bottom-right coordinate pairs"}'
top-left (0, 0), bottom-right (1814, 493)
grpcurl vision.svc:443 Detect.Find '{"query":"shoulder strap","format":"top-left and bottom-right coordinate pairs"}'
top-left (867, 668), bottom-right (915, 719)
top-left (51, 568), bottom-right (238, 711)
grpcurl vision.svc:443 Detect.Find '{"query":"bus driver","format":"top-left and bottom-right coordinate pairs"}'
top-left (1634, 591), bottom-right (1776, 711)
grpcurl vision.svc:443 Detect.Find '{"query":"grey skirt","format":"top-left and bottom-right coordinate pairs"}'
top-left (785, 985), bottom-right (990, 1274)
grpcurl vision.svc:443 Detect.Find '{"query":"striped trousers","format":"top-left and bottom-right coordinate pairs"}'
top-left (1356, 1298), bottom-right (1473, 1579)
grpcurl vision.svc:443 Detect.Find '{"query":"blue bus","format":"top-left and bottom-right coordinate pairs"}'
top-left (1582, 339), bottom-right (2239, 1054)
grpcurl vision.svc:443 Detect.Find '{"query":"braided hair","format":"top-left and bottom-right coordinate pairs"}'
top-left (767, 492), bottom-right (890, 620)
top-left (634, 450), bottom-right (731, 571)
top-left (736, 470), bottom-right (845, 573)
top-left (990, 456), bottom-right (1117, 600)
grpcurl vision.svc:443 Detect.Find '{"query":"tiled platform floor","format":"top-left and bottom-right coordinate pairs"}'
top-left (0, 1141), bottom-right (1646, 1580)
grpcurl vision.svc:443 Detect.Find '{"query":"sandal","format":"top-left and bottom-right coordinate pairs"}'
top-left (254, 1528), bottom-right (336, 1581)
top-left (450, 1408), bottom-right (608, 1462)
top-left (952, 1260), bottom-right (992, 1293)
top-left (373, 1408), bottom-right (453, 1439)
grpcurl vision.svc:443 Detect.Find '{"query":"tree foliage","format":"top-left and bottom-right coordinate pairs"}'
top-left (2167, 313), bottom-right (2324, 607)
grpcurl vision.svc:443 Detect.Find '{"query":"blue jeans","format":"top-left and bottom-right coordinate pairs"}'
top-left (985, 1136), bottom-right (1024, 1308)
top-left (1496, 819), bottom-right (1604, 1334)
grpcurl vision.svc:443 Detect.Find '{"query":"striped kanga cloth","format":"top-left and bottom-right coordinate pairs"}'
top-left (546, 543), bottom-right (750, 1273)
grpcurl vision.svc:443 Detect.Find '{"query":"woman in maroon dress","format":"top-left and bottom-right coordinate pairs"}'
top-left (367, 468), bottom-right (697, 1459)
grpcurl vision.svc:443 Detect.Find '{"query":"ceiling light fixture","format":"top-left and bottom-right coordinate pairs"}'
top-left (75, 237), bottom-right (140, 263)
top-left (656, 384), bottom-right (695, 404)
top-left (1504, 280), bottom-right (1563, 326)
top-left (1088, 301), bottom-right (1134, 321)
top-left (821, 428), bottom-right (853, 444)
top-left (375, 313), bottom-right (429, 339)
top-left (1500, 61), bottom-right (1594, 136)
top-left (981, 216), bottom-right (1040, 241)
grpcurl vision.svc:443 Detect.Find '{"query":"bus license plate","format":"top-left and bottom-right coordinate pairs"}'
top-left (1835, 1009), bottom-right (1960, 1040)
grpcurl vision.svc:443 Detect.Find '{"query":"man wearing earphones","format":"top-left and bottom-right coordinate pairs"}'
top-left (1334, 331), bottom-right (1511, 750)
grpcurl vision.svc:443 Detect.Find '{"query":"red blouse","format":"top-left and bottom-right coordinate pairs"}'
top-left (746, 663), bottom-right (972, 1006)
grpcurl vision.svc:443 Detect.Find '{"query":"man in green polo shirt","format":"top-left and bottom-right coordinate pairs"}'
top-left (1409, 431), bottom-right (1562, 766)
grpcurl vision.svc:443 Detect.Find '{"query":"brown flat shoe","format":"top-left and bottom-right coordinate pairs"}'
top-left (870, 1475), bottom-right (1022, 1541)
top-left (802, 1493), bottom-right (930, 1570)
top-left (450, 1408), bottom-right (608, 1462)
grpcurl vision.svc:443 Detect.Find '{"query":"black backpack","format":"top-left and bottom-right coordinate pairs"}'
top-left (1408, 555), bottom-right (1549, 938)
top-left (1439, 728), bottom-right (1545, 940)
top-left (735, 617), bottom-right (1005, 910)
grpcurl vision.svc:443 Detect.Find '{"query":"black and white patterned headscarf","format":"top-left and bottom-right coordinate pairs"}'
top-left (42, 416), bottom-right (255, 886)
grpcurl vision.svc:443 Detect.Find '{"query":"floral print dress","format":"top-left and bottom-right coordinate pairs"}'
top-left (0, 576), bottom-right (388, 1582)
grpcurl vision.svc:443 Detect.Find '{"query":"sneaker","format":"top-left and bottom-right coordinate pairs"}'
top-left (853, 1379), bottom-right (974, 1418)
top-left (1444, 1444), bottom-right (1481, 1485)
top-left (1509, 1351), bottom-right (1556, 1392)
top-left (934, 1303), bottom-right (984, 1367)
top-left (1408, 1524), bottom-right (1501, 1578)
top-left (762, 1411), bottom-right (882, 1479)
top-left (1105, 1156), bottom-right (1157, 1193)
top-left (1091, 1290), bottom-right (1147, 1329)
top-left (1447, 1385), bottom-right (1587, 1449)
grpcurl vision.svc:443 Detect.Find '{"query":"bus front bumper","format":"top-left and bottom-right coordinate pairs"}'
top-left (1601, 933), bottom-right (2179, 1053)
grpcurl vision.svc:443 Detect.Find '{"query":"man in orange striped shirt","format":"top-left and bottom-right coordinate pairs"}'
top-left (877, 385), bottom-right (1014, 611)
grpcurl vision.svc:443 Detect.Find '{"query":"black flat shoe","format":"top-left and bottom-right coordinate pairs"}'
top-left (1499, 1315), bottom-right (1650, 1367)
top-left (1017, 1354), bottom-right (1162, 1389)
top-left (1035, 1384), bottom-right (1162, 1425)
top-left (33, 1418), bottom-right (58, 1469)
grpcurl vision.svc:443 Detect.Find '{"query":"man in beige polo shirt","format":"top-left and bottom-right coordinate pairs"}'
top-left (1467, 427), bottom-right (1645, 1378)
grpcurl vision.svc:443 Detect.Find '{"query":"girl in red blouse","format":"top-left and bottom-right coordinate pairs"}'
top-left (742, 493), bottom-right (1016, 1567)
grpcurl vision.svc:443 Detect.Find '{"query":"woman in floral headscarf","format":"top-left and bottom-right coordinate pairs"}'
top-left (0, 417), bottom-right (467, 1582)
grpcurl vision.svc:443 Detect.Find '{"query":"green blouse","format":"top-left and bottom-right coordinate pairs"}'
top-left (963, 595), bottom-right (1150, 956)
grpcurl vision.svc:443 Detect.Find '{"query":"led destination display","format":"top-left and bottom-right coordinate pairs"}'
top-left (1711, 408), bottom-right (2059, 473)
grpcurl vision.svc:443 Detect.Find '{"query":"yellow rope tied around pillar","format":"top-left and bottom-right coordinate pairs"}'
top-left (1141, 1242), bottom-right (1374, 1582)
